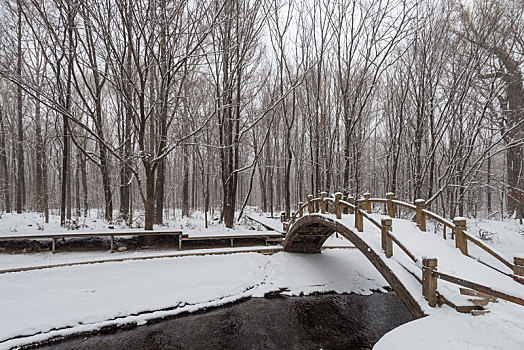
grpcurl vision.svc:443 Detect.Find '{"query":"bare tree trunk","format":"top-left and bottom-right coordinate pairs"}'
top-left (60, 2), bottom-right (77, 226)
top-left (219, 0), bottom-right (236, 228)
top-left (66, 134), bottom-right (72, 221)
top-left (0, 102), bottom-right (10, 213)
top-left (487, 155), bottom-right (492, 213)
top-left (75, 149), bottom-right (81, 217)
top-left (95, 101), bottom-right (112, 223)
top-left (154, 157), bottom-right (165, 224)
top-left (34, 62), bottom-right (48, 221)
top-left (16, 0), bottom-right (25, 213)
top-left (413, 102), bottom-right (424, 200)
top-left (119, 29), bottom-right (132, 222)
top-left (61, 119), bottom-right (70, 225)
top-left (255, 128), bottom-right (267, 212)
top-left (153, 0), bottom-right (169, 225)
top-left (144, 166), bottom-right (155, 230)
top-left (182, 145), bottom-right (190, 217)
top-left (205, 161), bottom-right (210, 228)
top-left (119, 128), bottom-right (131, 221)
top-left (79, 147), bottom-right (87, 217)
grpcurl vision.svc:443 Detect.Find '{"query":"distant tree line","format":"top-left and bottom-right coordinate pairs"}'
top-left (0, 0), bottom-right (522, 228)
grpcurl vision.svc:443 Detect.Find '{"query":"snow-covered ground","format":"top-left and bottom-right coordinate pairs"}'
top-left (0, 249), bottom-right (387, 349)
top-left (0, 211), bottom-right (523, 349)
top-left (374, 301), bottom-right (524, 350)
top-left (0, 209), bottom-right (278, 238)
top-left (464, 217), bottom-right (524, 260)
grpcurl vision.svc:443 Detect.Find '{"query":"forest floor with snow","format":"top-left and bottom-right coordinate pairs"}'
top-left (0, 208), bottom-right (272, 237)
top-left (0, 210), bottom-right (523, 349)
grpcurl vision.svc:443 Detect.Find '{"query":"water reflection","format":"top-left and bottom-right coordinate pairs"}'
top-left (38, 291), bottom-right (412, 350)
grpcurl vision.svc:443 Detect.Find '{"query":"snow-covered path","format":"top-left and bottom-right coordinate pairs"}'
top-left (0, 249), bottom-right (387, 349)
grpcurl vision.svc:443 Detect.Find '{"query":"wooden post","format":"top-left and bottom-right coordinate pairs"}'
top-left (52, 238), bottom-right (56, 254)
top-left (283, 222), bottom-right (289, 232)
top-left (513, 265), bottom-right (524, 277)
top-left (335, 192), bottom-right (343, 219)
top-left (363, 193), bottom-right (372, 213)
top-left (321, 192), bottom-right (327, 214)
top-left (386, 192), bottom-right (396, 218)
top-left (110, 235), bottom-right (115, 253)
top-left (422, 258), bottom-right (438, 307)
top-left (307, 194), bottom-right (314, 213)
top-left (514, 257), bottom-right (524, 277)
top-left (453, 217), bottom-right (468, 255)
top-left (381, 218), bottom-right (393, 258)
top-left (355, 200), bottom-right (364, 232)
top-left (342, 194), bottom-right (349, 214)
top-left (348, 196), bottom-right (355, 214)
top-left (415, 199), bottom-right (426, 231)
top-left (290, 212), bottom-right (296, 225)
top-left (298, 202), bottom-right (303, 217)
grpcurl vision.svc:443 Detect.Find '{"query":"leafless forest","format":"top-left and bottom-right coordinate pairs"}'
top-left (0, 0), bottom-right (522, 229)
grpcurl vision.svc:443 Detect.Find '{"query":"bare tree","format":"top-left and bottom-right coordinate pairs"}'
top-left (455, 0), bottom-right (524, 221)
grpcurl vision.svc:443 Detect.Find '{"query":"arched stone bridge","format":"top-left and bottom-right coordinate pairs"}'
top-left (282, 192), bottom-right (524, 318)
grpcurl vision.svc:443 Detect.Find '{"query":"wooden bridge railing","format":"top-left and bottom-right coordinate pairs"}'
top-left (285, 191), bottom-right (524, 309)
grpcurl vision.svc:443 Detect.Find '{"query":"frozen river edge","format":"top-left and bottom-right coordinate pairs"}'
top-left (0, 249), bottom-right (389, 349)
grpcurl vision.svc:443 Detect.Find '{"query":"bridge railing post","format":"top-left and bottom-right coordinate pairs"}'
top-left (453, 217), bottom-right (468, 255)
top-left (321, 192), bottom-right (327, 214)
top-left (363, 193), bottom-right (372, 213)
top-left (298, 202), bottom-right (303, 217)
top-left (415, 199), bottom-right (426, 231)
top-left (513, 257), bottom-right (524, 276)
top-left (335, 192), bottom-right (343, 219)
top-left (290, 212), bottom-right (296, 225)
top-left (422, 258), bottom-right (438, 307)
top-left (348, 196), bottom-right (355, 214)
top-left (381, 218), bottom-right (393, 258)
top-left (386, 192), bottom-right (396, 218)
top-left (307, 195), bottom-right (314, 214)
top-left (355, 200), bottom-right (364, 232)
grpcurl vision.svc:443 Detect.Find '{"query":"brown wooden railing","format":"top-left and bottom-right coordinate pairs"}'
top-left (285, 191), bottom-right (524, 309)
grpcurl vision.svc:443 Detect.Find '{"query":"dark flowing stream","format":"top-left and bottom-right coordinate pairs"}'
top-left (38, 291), bottom-right (412, 350)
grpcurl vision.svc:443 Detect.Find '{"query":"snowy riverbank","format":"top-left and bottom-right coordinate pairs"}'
top-left (0, 249), bottom-right (388, 349)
